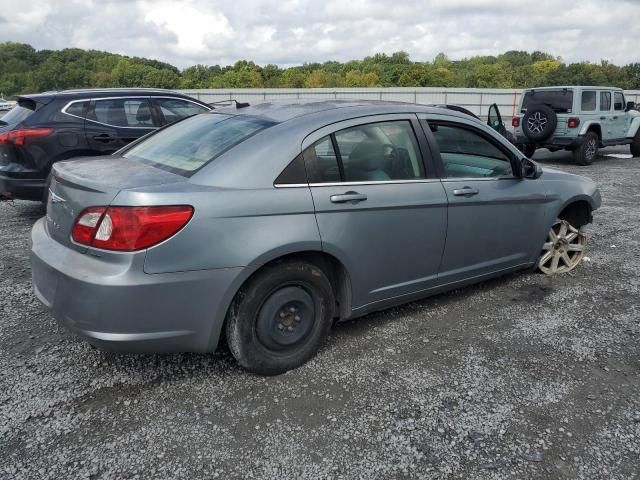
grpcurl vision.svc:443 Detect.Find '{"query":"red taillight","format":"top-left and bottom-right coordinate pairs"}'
top-left (0, 128), bottom-right (53, 146)
top-left (512, 117), bottom-right (520, 128)
top-left (72, 205), bottom-right (194, 251)
top-left (567, 117), bottom-right (580, 128)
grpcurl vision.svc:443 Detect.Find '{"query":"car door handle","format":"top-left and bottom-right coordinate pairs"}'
top-left (92, 134), bottom-right (116, 142)
top-left (600, 116), bottom-right (606, 120)
top-left (452, 187), bottom-right (479, 197)
top-left (612, 116), bottom-right (618, 120)
top-left (330, 192), bottom-right (367, 204)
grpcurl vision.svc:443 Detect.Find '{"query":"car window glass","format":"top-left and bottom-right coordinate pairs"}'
top-left (521, 89), bottom-right (573, 113)
top-left (156, 98), bottom-right (208, 124)
top-left (303, 136), bottom-right (341, 183)
top-left (600, 92), bottom-right (611, 111)
top-left (65, 100), bottom-right (90, 118)
top-left (430, 124), bottom-right (513, 178)
top-left (581, 91), bottom-right (596, 111)
top-left (123, 113), bottom-right (273, 176)
top-left (90, 98), bottom-right (155, 127)
top-left (614, 92), bottom-right (625, 111)
top-left (0, 105), bottom-right (34, 126)
top-left (334, 121), bottom-right (424, 182)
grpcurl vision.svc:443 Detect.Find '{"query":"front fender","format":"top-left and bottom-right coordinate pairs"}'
top-left (625, 116), bottom-right (640, 138)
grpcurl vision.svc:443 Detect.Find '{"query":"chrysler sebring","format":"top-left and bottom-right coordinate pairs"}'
top-left (31, 100), bottom-right (601, 374)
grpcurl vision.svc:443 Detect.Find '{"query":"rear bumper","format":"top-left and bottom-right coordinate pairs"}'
top-left (516, 135), bottom-right (582, 149)
top-left (30, 217), bottom-right (244, 353)
top-left (0, 172), bottom-right (46, 201)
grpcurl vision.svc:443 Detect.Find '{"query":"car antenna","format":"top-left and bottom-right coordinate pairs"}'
top-left (208, 99), bottom-right (250, 109)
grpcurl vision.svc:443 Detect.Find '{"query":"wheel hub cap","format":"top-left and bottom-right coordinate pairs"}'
top-left (538, 220), bottom-right (587, 275)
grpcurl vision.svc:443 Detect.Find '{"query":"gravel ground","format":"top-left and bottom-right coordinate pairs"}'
top-left (1, 147), bottom-right (639, 479)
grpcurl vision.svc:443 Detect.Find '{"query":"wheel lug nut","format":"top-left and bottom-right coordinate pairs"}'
top-left (294, 316), bottom-right (300, 322)
top-left (289, 307), bottom-right (295, 312)
top-left (287, 326), bottom-right (293, 331)
top-left (279, 312), bottom-right (285, 318)
top-left (277, 323), bottom-right (284, 330)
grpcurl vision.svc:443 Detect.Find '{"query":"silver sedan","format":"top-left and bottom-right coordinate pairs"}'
top-left (31, 100), bottom-right (601, 374)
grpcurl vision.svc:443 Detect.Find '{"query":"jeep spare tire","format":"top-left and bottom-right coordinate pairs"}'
top-left (523, 104), bottom-right (557, 142)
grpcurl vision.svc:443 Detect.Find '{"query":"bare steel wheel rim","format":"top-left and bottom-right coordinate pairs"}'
top-left (538, 220), bottom-right (586, 275)
top-left (527, 111), bottom-right (547, 134)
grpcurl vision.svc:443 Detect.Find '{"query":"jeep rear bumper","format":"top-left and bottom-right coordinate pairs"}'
top-left (516, 136), bottom-right (582, 149)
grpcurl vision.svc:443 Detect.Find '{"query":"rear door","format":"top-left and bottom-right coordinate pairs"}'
top-left (303, 114), bottom-right (448, 309)
top-left (580, 89), bottom-right (600, 138)
top-left (85, 97), bottom-right (158, 154)
top-left (419, 114), bottom-right (548, 283)
top-left (151, 97), bottom-right (210, 126)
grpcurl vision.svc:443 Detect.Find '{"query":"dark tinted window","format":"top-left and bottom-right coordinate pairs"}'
top-left (89, 98), bottom-right (155, 127)
top-left (275, 154), bottom-right (307, 185)
top-left (614, 92), bottom-right (625, 111)
top-left (600, 92), bottom-right (611, 111)
top-left (65, 100), bottom-right (89, 118)
top-left (123, 113), bottom-right (273, 176)
top-left (581, 91), bottom-right (596, 111)
top-left (522, 89), bottom-right (573, 113)
top-left (335, 121), bottom-right (424, 182)
top-left (431, 124), bottom-right (512, 178)
top-left (303, 137), bottom-right (340, 183)
top-left (156, 98), bottom-right (208, 124)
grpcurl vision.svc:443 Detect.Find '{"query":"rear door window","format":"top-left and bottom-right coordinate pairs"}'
top-left (154, 98), bottom-right (209, 125)
top-left (521, 89), bottom-right (573, 113)
top-left (581, 91), bottom-right (596, 111)
top-left (89, 98), bottom-right (156, 127)
top-left (122, 113), bottom-right (274, 176)
top-left (600, 92), bottom-right (612, 111)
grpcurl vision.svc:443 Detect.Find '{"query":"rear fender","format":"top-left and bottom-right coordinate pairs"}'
top-left (578, 121), bottom-right (601, 138)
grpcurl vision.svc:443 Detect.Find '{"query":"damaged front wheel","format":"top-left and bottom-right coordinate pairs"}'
top-left (538, 219), bottom-right (587, 275)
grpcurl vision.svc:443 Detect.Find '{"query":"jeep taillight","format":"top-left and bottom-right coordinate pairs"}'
top-left (72, 205), bottom-right (194, 251)
top-left (0, 128), bottom-right (53, 145)
top-left (512, 117), bottom-right (520, 128)
top-left (568, 117), bottom-right (580, 128)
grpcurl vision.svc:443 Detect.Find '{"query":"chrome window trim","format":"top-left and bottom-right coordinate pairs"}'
top-left (61, 96), bottom-right (210, 129)
top-left (274, 179), bottom-right (441, 188)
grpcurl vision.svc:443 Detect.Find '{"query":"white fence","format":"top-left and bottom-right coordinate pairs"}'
top-left (180, 88), bottom-right (640, 123)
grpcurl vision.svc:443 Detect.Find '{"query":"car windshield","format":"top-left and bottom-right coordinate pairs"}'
top-left (122, 113), bottom-right (274, 176)
top-left (521, 89), bottom-right (573, 113)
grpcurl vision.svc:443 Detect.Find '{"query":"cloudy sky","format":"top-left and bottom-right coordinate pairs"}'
top-left (1, 0), bottom-right (639, 68)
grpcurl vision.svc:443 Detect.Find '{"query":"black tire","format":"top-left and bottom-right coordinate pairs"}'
top-left (522, 104), bottom-right (557, 142)
top-left (631, 130), bottom-right (640, 158)
top-left (226, 260), bottom-right (335, 375)
top-left (573, 131), bottom-right (599, 165)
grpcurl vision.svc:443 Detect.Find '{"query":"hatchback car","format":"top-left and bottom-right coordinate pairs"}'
top-left (0, 88), bottom-right (211, 201)
top-left (31, 100), bottom-right (601, 375)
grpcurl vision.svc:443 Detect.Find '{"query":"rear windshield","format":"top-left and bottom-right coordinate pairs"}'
top-left (521, 89), bottom-right (574, 113)
top-left (122, 113), bottom-right (274, 176)
top-left (0, 105), bottom-right (35, 126)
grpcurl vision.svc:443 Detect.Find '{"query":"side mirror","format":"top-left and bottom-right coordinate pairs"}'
top-left (520, 157), bottom-right (542, 179)
top-left (626, 101), bottom-right (636, 112)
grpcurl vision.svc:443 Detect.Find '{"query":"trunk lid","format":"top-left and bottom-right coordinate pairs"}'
top-left (46, 156), bottom-right (186, 251)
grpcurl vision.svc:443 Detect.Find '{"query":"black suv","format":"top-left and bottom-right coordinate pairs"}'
top-left (0, 89), bottom-right (211, 201)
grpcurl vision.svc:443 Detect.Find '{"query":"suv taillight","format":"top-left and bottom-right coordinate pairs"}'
top-left (567, 117), bottom-right (580, 128)
top-left (512, 117), bottom-right (520, 128)
top-left (0, 128), bottom-right (53, 146)
top-left (71, 205), bottom-right (194, 251)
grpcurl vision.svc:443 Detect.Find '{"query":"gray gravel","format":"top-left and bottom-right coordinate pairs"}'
top-left (1, 147), bottom-right (639, 479)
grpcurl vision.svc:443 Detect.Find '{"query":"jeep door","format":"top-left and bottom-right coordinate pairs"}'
top-left (419, 114), bottom-right (548, 283)
top-left (612, 92), bottom-right (629, 140)
top-left (580, 90), bottom-right (600, 139)
top-left (303, 115), bottom-right (448, 309)
top-left (85, 97), bottom-right (159, 154)
top-left (598, 90), bottom-right (615, 142)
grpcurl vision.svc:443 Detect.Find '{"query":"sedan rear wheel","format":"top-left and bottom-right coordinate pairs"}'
top-left (538, 219), bottom-right (586, 275)
top-left (226, 260), bottom-right (334, 375)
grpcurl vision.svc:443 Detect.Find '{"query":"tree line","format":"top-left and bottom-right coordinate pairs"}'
top-left (1, 42), bottom-right (639, 98)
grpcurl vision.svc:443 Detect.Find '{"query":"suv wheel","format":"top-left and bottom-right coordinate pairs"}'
top-left (523, 104), bottom-right (557, 142)
top-left (226, 260), bottom-right (335, 375)
top-left (573, 131), bottom-right (599, 165)
top-left (631, 130), bottom-right (640, 158)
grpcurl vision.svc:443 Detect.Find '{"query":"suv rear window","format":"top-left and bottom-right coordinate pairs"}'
top-left (122, 113), bottom-right (273, 176)
top-left (0, 104), bottom-right (35, 126)
top-left (521, 89), bottom-right (573, 113)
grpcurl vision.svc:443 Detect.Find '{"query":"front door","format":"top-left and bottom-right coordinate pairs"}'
top-left (612, 92), bottom-right (629, 140)
top-left (303, 116), bottom-right (448, 309)
top-left (598, 90), bottom-right (614, 142)
top-left (85, 97), bottom-right (157, 154)
top-left (420, 116), bottom-right (548, 283)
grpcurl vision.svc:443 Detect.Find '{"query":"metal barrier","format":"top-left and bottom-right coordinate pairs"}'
top-left (179, 88), bottom-right (640, 123)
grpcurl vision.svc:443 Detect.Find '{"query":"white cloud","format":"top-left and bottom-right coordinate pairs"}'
top-left (0, 0), bottom-right (638, 68)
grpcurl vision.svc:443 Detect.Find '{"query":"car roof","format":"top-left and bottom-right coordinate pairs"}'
top-left (212, 99), bottom-right (479, 124)
top-left (16, 88), bottom-right (206, 105)
top-left (524, 86), bottom-right (624, 91)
